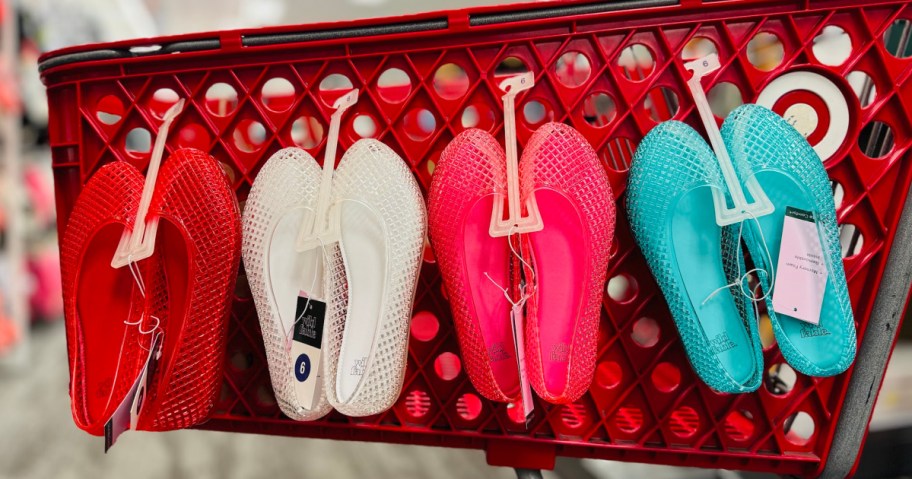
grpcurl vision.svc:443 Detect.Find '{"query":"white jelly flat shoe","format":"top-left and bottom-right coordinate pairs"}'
top-left (241, 147), bottom-right (333, 421)
top-left (323, 139), bottom-right (427, 417)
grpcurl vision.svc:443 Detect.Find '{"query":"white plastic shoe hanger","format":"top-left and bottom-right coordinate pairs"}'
top-left (486, 71), bottom-right (540, 422)
top-left (111, 99), bottom-right (185, 268)
top-left (489, 72), bottom-right (543, 237)
top-left (296, 89), bottom-right (358, 251)
top-left (683, 54), bottom-right (774, 226)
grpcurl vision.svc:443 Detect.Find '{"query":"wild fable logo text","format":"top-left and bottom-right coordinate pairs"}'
top-left (488, 342), bottom-right (511, 362)
top-left (550, 343), bottom-right (569, 362)
top-left (351, 357), bottom-right (367, 376)
top-left (710, 332), bottom-right (737, 354)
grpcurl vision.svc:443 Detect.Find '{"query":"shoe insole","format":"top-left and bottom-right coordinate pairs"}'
top-left (268, 207), bottom-right (324, 335)
top-left (672, 185), bottom-right (755, 385)
top-left (527, 188), bottom-right (585, 396)
top-left (268, 207), bottom-right (324, 407)
top-left (76, 223), bottom-right (141, 427)
top-left (752, 170), bottom-right (848, 371)
top-left (153, 220), bottom-right (191, 411)
top-left (464, 195), bottom-right (518, 397)
top-left (336, 200), bottom-right (386, 403)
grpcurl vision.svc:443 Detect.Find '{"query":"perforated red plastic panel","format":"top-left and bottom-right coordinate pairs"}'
top-left (40, 0), bottom-right (912, 476)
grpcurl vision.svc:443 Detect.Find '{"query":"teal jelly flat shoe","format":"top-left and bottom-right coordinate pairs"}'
top-left (627, 121), bottom-right (763, 394)
top-left (722, 104), bottom-right (856, 377)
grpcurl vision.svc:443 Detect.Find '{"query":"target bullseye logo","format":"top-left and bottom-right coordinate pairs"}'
top-left (782, 103), bottom-right (819, 139)
top-left (776, 91), bottom-right (828, 144)
top-left (757, 70), bottom-right (850, 162)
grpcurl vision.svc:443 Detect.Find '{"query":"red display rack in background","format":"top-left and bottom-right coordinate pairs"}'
top-left (38, 0), bottom-right (912, 476)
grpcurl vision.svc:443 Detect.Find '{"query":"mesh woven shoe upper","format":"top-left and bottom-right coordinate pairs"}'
top-left (138, 148), bottom-right (241, 431)
top-left (626, 121), bottom-right (763, 394)
top-left (242, 147), bottom-right (334, 421)
top-left (520, 122), bottom-right (615, 404)
top-left (60, 161), bottom-right (149, 435)
top-left (427, 129), bottom-right (520, 403)
top-left (722, 104), bottom-right (856, 377)
top-left (322, 139), bottom-right (427, 416)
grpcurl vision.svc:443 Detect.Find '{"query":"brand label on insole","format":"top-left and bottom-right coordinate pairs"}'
top-left (350, 357), bottom-right (367, 376)
top-left (549, 343), bottom-right (569, 362)
top-left (488, 342), bottom-right (511, 362)
top-left (710, 332), bottom-right (737, 354)
top-left (772, 207), bottom-right (828, 325)
top-left (291, 292), bottom-right (325, 410)
top-left (800, 323), bottom-right (831, 338)
top-left (104, 330), bottom-right (162, 452)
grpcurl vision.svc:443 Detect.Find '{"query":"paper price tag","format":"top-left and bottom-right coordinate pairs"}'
top-left (772, 207), bottom-right (828, 325)
top-left (510, 302), bottom-right (534, 427)
top-left (104, 331), bottom-right (162, 452)
top-left (291, 292), bottom-right (325, 410)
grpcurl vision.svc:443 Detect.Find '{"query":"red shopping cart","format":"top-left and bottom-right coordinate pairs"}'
top-left (39, 1), bottom-right (912, 476)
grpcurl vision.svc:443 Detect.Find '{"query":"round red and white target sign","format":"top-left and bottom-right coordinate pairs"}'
top-left (756, 71), bottom-right (850, 162)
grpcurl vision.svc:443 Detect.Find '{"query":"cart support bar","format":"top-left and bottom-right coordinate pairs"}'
top-left (822, 173), bottom-right (912, 478)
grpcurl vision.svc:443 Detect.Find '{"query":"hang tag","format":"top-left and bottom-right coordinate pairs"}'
top-left (509, 302), bottom-right (534, 428)
top-left (772, 207), bottom-right (828, 324)
top-left (291, 292), bottom-right (325, 410)
top-left (104, 331), bottom-right (162, 452)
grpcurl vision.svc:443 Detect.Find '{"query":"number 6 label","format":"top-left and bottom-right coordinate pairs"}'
top-left (294, 353), bottom-right (311, 382)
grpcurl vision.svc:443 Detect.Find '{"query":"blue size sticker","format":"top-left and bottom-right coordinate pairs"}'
top-left (294, 354), bottom-right (311, 382)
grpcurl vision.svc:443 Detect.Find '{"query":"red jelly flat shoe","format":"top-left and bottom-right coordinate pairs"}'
top-left (60, 161), bottom-right (149, 435)
top-left (428, 129), bottom-right (520, 403)
top-left (137, 148), bottom-right (241, 431)
top-left (520, 122), bottom-right (615, 404)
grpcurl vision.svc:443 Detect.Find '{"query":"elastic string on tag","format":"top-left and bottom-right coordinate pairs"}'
top-left (512, 230), bottom-right (535, 291)
top-left (748, 209), bottom-right (777, 300)
top-left (137, 315), bottom-right (159, 336)
top-left (123, 253), bottom-right (162, 350)
top-left (483, 271), bottom-right (528, 310)
top-left (79, 254), bottom-right (162, 420)
top-left (285, 236), bottom-right (330, 353)
top-left (701, 207), bottom-right (777, 306)
top-left (483, 225), bottom-right (535, 308)
top-left (126, 255), bottom-right (147, 300)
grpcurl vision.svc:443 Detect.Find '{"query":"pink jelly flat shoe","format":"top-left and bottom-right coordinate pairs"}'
top-left (520, 122), bottom-right (615, 404)
top-left (428, 128), bottom-right (520, 403)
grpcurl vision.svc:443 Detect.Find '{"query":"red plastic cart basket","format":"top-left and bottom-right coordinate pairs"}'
top-left (39, 1), bottom-right (912, 477)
